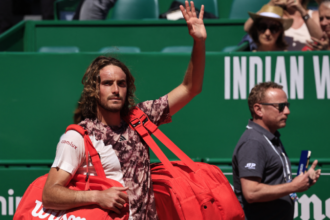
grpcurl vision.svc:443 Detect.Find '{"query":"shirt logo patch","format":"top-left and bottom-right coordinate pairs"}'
top-left (119, 135), bottom-right (126, 142)
top-left (61, 140), bottom-right (78, 150)
top-left (245, 163), bottom-right (256, 169)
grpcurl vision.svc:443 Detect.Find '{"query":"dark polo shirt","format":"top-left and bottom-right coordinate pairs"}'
top-left (232, 120), bottom-right (294, 220)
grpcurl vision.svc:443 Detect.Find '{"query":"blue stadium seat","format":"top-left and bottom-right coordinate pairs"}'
top-left (38, 46), bottom-right (80, 53)
top-left (229, 0), bottom-right (269, 19)
top-left (177, 0), bottom-right (218, 17)
top-left (110, 0), bottom-right (159, 20)
top-left (99, 46), bottom-right (141, 53)
top-left (161, 46), bottom-right (192, 53)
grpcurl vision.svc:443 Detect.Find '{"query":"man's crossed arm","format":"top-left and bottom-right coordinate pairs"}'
top-left (241, 160), bottom-right (321, 203)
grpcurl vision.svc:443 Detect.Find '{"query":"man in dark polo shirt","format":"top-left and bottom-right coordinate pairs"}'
top-left (232, 82), bottom-right (321, 220)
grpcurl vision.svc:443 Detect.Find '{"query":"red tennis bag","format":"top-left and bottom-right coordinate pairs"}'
top-left (126, 107), bottom-right (245, 220)
top-left (14, 125), bottom-right (129, 220)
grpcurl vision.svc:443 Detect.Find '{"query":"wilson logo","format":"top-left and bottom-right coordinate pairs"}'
top-left (61, 140), bottom-right (78, 150)
top-left (31, 200), bottom-right (86, 220)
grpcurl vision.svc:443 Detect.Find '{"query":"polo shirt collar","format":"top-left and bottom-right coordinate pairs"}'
top-left (247, 120), bottom-right (281, 143)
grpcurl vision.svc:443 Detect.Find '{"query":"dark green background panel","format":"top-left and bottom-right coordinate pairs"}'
top-left (0, 20), bottom-right (246, 52)
top-left (0, 52), bottom-right (330, 162)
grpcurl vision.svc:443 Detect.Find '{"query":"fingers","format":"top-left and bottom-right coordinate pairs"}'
top-left (305, 42), bottom-right (315, 50)
top-left (286, 0), bottom-right (294, 5)
top-left (109, 206), bottom-right (121, 214)
top-left (310, 160), bottom-right (318, 170)
top-left (311, 37), bottom-right (321, 44)
top-left (119, 192), bottom-right (129, 203)
top-left (115, 197), bottom-right (126, 207)
top-left (199, 5), bottom-right (204, 20)
top-left (185, 1), bottom-right (192, 17)
top-left (190, 1), bottom-right (197, 18)
top-left (112, 186), bottom-right (129, 191)
top-left (180, 5), bottom-right (189, 21)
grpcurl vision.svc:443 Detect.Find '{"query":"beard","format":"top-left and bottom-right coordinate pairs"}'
top-left (97, 96), bottom-right (125, 113)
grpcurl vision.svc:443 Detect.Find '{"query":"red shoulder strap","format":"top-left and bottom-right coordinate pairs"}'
top-left (66, 125), bottom-right (106, 180)
top-left (125, 107), bottom-right (198, 178)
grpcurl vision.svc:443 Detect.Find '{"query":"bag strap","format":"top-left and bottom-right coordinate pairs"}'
top-left (125, 107), bottom-right (198, 178)
top-left (66, 125), bottom-right (107, 189)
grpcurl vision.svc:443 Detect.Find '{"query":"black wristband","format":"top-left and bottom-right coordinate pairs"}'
top-left (302, 13), bottom-right (310, 22)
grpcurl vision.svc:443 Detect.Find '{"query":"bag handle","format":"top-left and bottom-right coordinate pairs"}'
top-left (125, 107), bottom-right (198, 177)
top-left (66, 125), bottom-right (107, 189)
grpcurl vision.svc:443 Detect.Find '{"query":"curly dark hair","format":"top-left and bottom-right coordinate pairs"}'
top-left (248, 82), bottom-right (283, 117)
top-left (79, 56), bottom-right (136, 120)
top-left (249, 18), bottom-right (288, 51)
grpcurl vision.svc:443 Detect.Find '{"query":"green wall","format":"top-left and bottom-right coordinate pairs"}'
top-left (1, 52), bottom-right (330, 162)
top-left (0, 51), bottom-right (330, 220)
top-left (0, 20), bottom-right (246, 52)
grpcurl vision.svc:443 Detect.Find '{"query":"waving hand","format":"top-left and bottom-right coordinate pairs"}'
top-left (180, 1), bottom-right (207, 42)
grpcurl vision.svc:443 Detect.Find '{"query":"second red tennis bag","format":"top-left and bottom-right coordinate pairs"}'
top-left (126, 107), bottom-right (245, 220)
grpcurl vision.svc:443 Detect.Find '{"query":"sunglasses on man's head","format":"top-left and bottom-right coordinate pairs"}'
top-left (259, 102), bottom-right (290, 112)
top-left (256, 22), bottom-right (282, 34)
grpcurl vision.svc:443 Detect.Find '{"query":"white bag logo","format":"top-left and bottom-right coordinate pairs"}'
top-left (31, 200), bottom-right (86, 220)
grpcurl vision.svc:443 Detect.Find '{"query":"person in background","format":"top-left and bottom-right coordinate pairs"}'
top-left (248, 5), bottom-right (293, 51)
top-left (232, 82), bottom-right (321, 220)
top-left (244, 0), bottom-right (323, 51)
top-left (74, 0), bottom-right (117, 20)
top-left (305, 0), bottom-right (330, 50)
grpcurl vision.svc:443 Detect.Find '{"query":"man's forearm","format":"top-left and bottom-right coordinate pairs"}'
top-left (299, 8), bottom-right (323, 39)
top-left (243, 182), bottom-right (295, 203)
top-left (182, 39), bottom-right (205, 95)
top-left (43, 184), bottom-right (98, 210)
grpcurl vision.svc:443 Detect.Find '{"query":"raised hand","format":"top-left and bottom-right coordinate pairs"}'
top-left (286, 0), bottom-right (305, 14)
top-left (269, 0), bottom-right (288, 7)
top-left (180, 1), bottom-right (207, 42)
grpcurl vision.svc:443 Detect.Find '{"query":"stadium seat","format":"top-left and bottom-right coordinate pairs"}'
top-left (110, 0), bottom-right (159, 20)
top-left (229, 0), bottom-right (269, 19)
top-left (99, 46), bottom-right (141, 53)
top-left (222, 46), bottom-right (238, 52)
top-left (176, 0), bottom-right (218, 17)
top-left (161, 46), bottom-right (192, 53)
top-left (38, 46), bottom-right (80, 53)
top-left (54, 0), bottom-right (81, 20)
top-left (221, 42), bottom-right (249, 52)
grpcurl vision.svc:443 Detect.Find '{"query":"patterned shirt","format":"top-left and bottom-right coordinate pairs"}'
top-left (52, 95), bottom-right (171, 220)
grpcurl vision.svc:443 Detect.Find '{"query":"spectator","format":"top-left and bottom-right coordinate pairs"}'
top-left (77, 0), bottom-right (117, 20)
top-left (244, 0), bottom-right (323, 51)
top-left (248, 5), bottom-right (293, 51)
top-left (305, 0), bottom-right (330, 50)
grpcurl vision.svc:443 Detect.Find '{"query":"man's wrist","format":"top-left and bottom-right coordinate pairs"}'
top-left (193, 37), bottom-right (206, 45)
top-left (89, 190), bottom-right (100, 204)
top-left (286, 181), bottom-right (296, 193)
